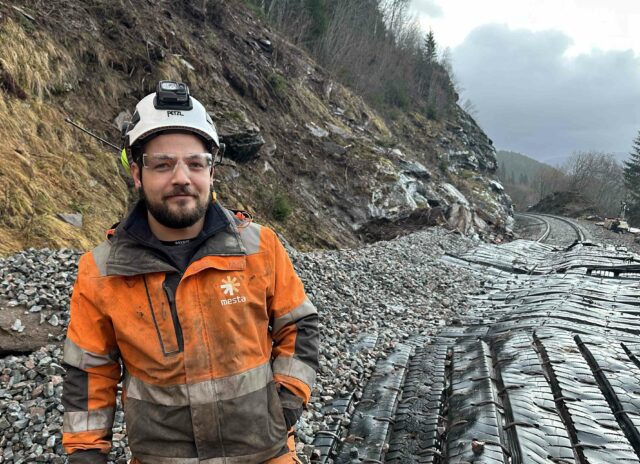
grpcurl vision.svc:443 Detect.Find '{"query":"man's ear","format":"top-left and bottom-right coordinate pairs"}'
top-left (131, 163), bottom-right (142, 189)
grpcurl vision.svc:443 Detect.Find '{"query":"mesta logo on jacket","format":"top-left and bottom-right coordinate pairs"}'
top-left (220, 275), bottom-right (246, 305)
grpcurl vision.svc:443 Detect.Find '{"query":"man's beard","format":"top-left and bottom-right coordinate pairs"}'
top-left (140, 185), bottom-right (210, 229)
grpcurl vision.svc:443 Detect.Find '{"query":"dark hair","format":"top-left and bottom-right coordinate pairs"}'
top-left (130, 144), bottom-right (144, 166)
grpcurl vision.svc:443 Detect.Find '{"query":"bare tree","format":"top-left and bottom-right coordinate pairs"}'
top-left (462, 98), bottom-right (478, 118)
top-left (563, 151), bottom-right (626, 216)
top-left (532, 165), bottom-right (568, 202)
top-left (252, 0), bottom-right (458, 116)
top-left (259, 0), bottom-right (312, 45)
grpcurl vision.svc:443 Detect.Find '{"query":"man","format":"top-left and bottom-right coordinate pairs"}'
top-left (61, 81), bottom-right (319, 463)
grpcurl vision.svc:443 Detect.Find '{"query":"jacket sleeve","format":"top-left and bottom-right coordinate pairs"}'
top-left (267, 230), bottom-right (319, 404)
top-left (61, 252), bottom-right (121, 463)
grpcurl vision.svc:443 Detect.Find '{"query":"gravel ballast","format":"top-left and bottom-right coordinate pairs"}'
top-left (0, 228), bottom-right (482, 463)
top-left (576, 219), bottom-right (640, 255)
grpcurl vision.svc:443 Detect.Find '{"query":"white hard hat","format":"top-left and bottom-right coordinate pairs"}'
top-left (119, 81), bottom-right (220, 173)
top-left (122, 81), bottom-right (219, 150)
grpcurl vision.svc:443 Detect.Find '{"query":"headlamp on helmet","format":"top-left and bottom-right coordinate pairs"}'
top-left (120, 80), bottom-right (223, 173)
top-left (154, 81), bottom-right (192, 110)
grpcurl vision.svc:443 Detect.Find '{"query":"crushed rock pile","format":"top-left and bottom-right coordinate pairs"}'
top-left (0, 228), bottom-right (482, 463)
top-left (0, 249), bottom-right (81, 336)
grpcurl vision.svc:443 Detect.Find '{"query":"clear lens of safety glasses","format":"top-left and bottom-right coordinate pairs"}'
top-left (142, 153), bottom-right (213, 174)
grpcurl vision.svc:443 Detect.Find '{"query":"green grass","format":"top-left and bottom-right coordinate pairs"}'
top-left (271, 192), bottom-right (292, 221)
top-left (267, 72), bottom-right (287, 99)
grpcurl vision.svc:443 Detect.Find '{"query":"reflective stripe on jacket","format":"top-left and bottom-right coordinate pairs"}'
top-left (61, 201), bottom-right (319, 463)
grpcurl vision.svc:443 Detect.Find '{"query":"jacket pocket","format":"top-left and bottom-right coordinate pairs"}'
top-left (218, 380), bottom-right (288, 456)
top-left (143, 275), bottom-right (180, 356)
top-left (124, 396), bottom-right (197, 458)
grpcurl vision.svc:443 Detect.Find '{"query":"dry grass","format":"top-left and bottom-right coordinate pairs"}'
top-left (0, 97), bottom-right (129, 255)
top-left (0, 19), bottom-right (129, 255)
top-left (0, 15), bottom-right (214, 255)
top-left (157, 54), bottom-right (199, 84)
top-left (0, 19), bottom-right (76, 98)
top-left (329, 84), bottom-right (391, 137)
top-left (293, 82), bottom-right (341, 125)
top-left (0, 0), bottom-right (436, 255)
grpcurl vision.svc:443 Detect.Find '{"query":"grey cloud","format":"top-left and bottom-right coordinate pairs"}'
top-left (453, 24), bottom-right (640, 164)
top-left (412, 0), bottom-right (443, 18)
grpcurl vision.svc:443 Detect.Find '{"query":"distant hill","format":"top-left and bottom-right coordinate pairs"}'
top-left (496, 150), bottom-right (553, 185)
top-left (496, 150), bottom-right (564, 210)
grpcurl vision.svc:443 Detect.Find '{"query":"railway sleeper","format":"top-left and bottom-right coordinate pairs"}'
top-left (333, 342), bottom-right (413, 463)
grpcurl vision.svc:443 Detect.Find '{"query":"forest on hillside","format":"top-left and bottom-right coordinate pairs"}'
top-left (250, 0), bottom-right (458, 119)
top-left (496, 150), bottom-right (561, 209)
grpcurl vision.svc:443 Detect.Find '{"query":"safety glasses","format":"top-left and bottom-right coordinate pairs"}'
top-left (142, 152), bottom-right (214, 174)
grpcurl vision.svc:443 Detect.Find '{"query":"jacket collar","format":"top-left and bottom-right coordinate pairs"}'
top-left (104, 199), bottom-right (245, 276)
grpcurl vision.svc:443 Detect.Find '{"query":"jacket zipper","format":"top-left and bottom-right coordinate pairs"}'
top-left (162, 273), bottom-right (185, 353)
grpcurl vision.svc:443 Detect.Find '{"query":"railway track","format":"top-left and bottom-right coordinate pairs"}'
top-left (312, 221), bottom-right (640, 464)
top-left (515, 213), bottom-right (587, 244)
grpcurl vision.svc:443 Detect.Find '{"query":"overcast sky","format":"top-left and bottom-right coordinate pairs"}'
top-left (410, 0), bottom-right (640, 165)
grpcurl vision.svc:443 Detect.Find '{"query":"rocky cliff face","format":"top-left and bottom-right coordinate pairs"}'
top-left (339, 107), bottom-right (513, 242)
top-left (0, 0), bottom-right (511, 253)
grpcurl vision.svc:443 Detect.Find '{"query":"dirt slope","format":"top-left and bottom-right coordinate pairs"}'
top-left (0, 0), bottom-right (511, 254)
top-left (529, 191), bottom-right (597, 217)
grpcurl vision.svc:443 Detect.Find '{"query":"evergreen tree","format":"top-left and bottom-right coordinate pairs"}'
top-left (304, 0), bottom-right (328, 45)
top-left (623, 131), bottom-right (640, 223)
top-left (424, 29), bottom-right (437, 62)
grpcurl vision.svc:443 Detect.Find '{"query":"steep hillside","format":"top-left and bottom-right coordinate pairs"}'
top-left (0, 0), bottom-right (512, 254)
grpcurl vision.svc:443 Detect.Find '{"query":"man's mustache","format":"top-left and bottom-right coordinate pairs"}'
top-left (163, 187), bottom-right (197, 199)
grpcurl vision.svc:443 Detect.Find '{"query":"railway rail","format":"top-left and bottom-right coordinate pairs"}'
top-left (515, 213), bottom-right (588, 244)
top-left (312, 217), bottom-right (640, 464)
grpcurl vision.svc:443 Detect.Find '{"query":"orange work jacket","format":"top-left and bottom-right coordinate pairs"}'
top-left (61, 202), bottom-right (319, 463)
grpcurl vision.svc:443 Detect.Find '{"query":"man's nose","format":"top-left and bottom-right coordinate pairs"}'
top-left (171, 160), bottom-right (192, 184)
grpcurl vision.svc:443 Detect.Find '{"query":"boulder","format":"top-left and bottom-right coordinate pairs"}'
top-left (368, 172), bottom-right (430, 222)
top-left (326, 123), bottom-right (351, 138)
top-left (257, 38), bottom-right (273, 52)
top-left (322, 141), bottom-right (347, 157)
top-left (488, 179), bottom-right (505, 192)
top-left (113, 110), bottom-right (132, 131)
top-left (306, 122), bottom-right (329, 138)
top-left (448, 149), bottom-right (479, 171)
top-left (57, 213), bottom-right (83, 228)
top-left (447, 203), bottom-right (474, 235)
top-left (220, 129), bottom-right (265, 163)
top-left (399, 160), bottom-right (432, 180)
top-left (439, 183), bottom-right (469, 206)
